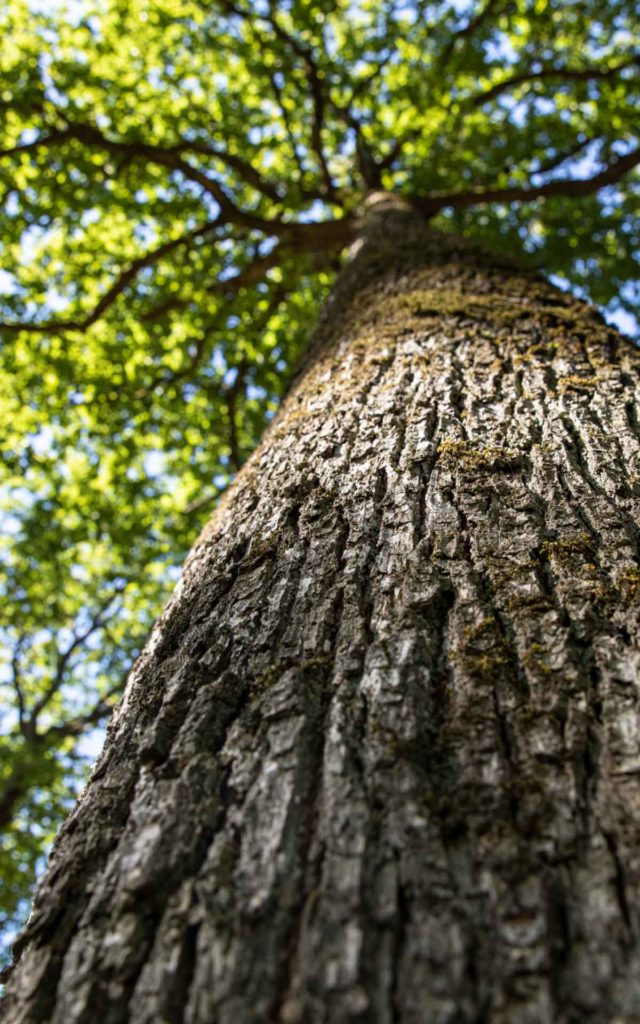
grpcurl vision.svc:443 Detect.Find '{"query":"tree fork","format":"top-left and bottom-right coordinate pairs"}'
top-left (4, 197), bottom-right (640, 1023)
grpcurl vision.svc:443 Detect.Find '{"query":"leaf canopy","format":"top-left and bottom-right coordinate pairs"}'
top-left (1, 0), bottom-right (639, 957)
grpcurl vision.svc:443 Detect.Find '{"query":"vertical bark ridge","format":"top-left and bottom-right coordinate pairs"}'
top-left (4, 204), bottom-right (640, 1023)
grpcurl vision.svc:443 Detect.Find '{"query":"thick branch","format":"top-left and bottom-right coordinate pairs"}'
top-left (219, 0), bottom-right (336, 197)
top-left (263, 4), bottom-right (335, 197)
top-left (0, 209), bottom-right (353, 338)
top-left (412, 144), bottom-right (640, 215)
top-left (470, 57), bottom-right (639, 107)
top-left (0, 126), bottom-right (282, 204)
top-left (1, 119), bottom-right (288, 236)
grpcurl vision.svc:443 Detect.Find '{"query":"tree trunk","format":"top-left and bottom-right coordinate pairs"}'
top-left (4, 195), bottom-right (640, 1024)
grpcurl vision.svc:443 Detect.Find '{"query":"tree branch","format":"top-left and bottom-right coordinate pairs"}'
top-left (469, 56), bottom-right (639, 107)
top-left (0, 219), bottom-right (221, 335)
top-left (0, 771), bottom-right (30, 831)
top-left (532, 134), bottom-right (597, 176)
top-left (9, 635), bottom-right (29, 738)
top-left (223, 357), bottom-right (249, 472)
top-left (267, 68), bottom-right (309, 185)
top-left (30, 587), bottom-right (125, 724)
top-left (135, 258), bottom-right (289, 400)
top-left (41, 687), bottom-right (121, 742)
top-left (218, 0), bottom-right (336, 197)
top-left (137, 242), bottom-right (286, 335)
top-left (437, 0), bottom-right (504, 69)
top-left (0, 125), bottom-right (283, 204)
top-left (413, 144), bottom-right (640, 215)
top-left (183, 140), bottom-right (283, 202)
top-left (0, 211), bottom-right (353, 338)
top-left (378, 130), bottom-right (419, 174)
top-left (1, 118), bottom-right (290, 237)
top-left (208, 246), bottom-right (284, 297)
top-left (349, 50), bottom-right (394, 102)
top-left (328, 94), bottom-right (383, 190)
top-left (183, 484), bottom-right (226, 516)
top-left (263, 3), bottom-right (336, 197)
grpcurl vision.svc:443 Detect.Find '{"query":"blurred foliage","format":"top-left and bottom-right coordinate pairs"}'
top-left (0, 0), bottom-right (638, 962)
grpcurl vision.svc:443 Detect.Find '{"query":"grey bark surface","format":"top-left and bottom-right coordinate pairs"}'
top-left (4, 196), bottom-right (640, 1023)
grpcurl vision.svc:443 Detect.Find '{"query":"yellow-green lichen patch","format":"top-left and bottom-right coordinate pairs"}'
top-left (438, 438), bottom-right (525, 473)
top-left (450, 616), bottom-right (509, 675)
top-left (513, 341), bottom-right (559, 365)
top-left (522, 642), bottom-right (554, 677)
top-left (557, 375), bottom-right (598, 394)
top-left (252, 662), bottom-right (282, 694)
top-left (541, 533), bottom-right (595, 563)
top-left (617, 568), bottom-right (640, 603)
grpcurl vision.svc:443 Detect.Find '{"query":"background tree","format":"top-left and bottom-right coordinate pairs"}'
top-left (0, 0), bottom-right (639, 985)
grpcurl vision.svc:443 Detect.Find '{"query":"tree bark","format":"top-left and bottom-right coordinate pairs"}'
top-left (4, 195), bottom-right (640, 1023)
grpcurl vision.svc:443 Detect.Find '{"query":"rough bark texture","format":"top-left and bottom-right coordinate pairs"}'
top-left (4, 196), bottom-right (640, 1023)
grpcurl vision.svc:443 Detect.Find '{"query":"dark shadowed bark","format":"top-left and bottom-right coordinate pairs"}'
top-left (4, 195), bottom-right (640, 1023)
